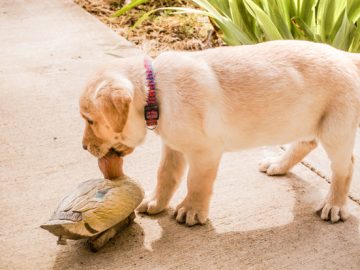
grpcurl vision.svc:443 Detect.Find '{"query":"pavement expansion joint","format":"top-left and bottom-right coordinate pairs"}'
top-left (279, 146), bottom-right (360, 206)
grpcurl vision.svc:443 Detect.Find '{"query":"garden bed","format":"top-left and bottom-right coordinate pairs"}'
top-left (74, 0), bottom-right (223, 56)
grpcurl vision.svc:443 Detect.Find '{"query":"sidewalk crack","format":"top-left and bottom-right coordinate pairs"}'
top-left (279, 146), bottom-right (360, 206)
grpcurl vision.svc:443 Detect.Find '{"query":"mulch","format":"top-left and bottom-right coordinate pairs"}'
top-left (74, 0), bottom-right (223, 56)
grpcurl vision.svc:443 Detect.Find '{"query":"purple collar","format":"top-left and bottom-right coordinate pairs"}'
top-left (144, 59), bottom-right (159, 129)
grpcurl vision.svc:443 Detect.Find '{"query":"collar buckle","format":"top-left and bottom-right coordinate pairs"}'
top-left (144, 104), bottom-right (159, 129)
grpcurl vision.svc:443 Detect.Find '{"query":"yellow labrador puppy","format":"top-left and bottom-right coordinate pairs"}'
top-left (80, 40), bottom-right (360, 226)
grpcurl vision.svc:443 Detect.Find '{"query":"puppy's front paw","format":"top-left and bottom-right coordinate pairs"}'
top-left (174, 198), bottom-right (208, 226)
top-left (317, 200), bottom-right (349, 223)
top-left (259, 157), bottom-right (288, 176)
top-left (137, 196), bottom-right (167, 215)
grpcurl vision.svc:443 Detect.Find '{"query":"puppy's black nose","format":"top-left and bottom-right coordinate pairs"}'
top-left (82, 145), bottom-right (87, 150)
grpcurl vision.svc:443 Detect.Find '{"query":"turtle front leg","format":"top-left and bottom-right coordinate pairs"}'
top-left (57, 235), bottom-right (67, 245)
top-left (87, 213), bottom-right (135, 252)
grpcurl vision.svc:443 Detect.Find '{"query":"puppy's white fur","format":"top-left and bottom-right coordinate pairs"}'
top-left (80, 40), bottom-right (360, 226)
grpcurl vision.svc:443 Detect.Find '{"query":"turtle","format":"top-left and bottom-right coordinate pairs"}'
top-left (41, 154), bottom-right (144, 252)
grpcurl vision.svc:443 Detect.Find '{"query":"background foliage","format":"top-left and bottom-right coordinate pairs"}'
top-left (114, 0), bottom-right (360, 52)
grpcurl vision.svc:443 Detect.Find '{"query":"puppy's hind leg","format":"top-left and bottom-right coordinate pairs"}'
top-left (317, 126), bottom-right (356, 222)
top-left (259, 140), bottom-right (318, 176)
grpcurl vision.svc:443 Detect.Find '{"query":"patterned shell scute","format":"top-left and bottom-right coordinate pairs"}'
top-left (82, 177), bottom-right (144, 233)
top-left (53, 178), bottom-right (104, 221)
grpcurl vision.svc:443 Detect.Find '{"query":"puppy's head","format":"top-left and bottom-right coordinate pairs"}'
top-left (79, 72), bottom-right (145, 158)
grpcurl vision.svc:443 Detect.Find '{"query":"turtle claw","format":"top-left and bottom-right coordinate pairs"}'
top-left (57, 236), bottom-right (67, 245)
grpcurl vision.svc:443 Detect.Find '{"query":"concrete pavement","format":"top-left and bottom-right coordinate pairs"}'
top-left (1, 1), bottom-right (360, 269)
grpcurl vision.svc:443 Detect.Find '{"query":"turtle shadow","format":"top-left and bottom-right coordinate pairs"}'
top-left (51, 173), bottom-right (360, 269)
top-left (51, 221), bottom-right (146, 270)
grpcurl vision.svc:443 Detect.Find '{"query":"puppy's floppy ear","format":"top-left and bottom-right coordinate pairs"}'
top-left (95, 80), bottom-right (132, 133)
top-left (109, 89), bottom-right (132, 132)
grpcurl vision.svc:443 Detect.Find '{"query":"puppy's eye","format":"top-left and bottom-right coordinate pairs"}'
top-left (87, 119), bottom-right (94, 125)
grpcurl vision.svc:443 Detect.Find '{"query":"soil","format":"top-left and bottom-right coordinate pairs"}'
top-left (74, 0), bottom-right (223, 56)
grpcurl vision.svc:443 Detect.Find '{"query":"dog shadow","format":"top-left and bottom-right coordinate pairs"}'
top-left (51, 173), bottom-right (360, 270)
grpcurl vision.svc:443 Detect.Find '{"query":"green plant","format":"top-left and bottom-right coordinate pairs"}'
top-left (112, 0), bottom-right (150, 17)
top-left (113, 0), bottom-right (360, 52)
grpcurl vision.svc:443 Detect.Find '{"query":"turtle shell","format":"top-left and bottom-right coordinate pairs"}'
top-left (41, 176), bottom-right (144, 240)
